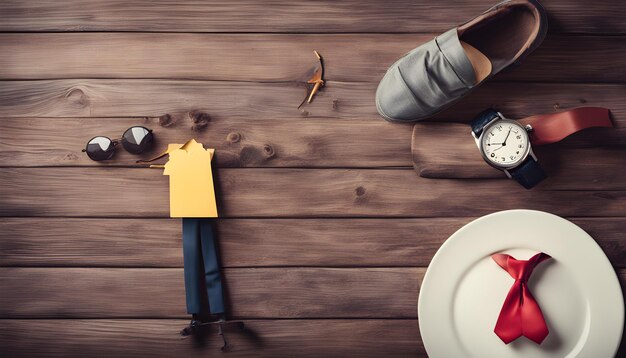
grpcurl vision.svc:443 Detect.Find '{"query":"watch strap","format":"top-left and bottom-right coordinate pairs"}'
top-left (471, 108), bottom-right (501, 137)
top-left (507, 157), bottom-right (546, 189)
top-left (519, 107), bottom-right (612, 146)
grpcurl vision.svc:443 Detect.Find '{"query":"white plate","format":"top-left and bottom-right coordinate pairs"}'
top-left (418, 210), bottom-right (623, 358)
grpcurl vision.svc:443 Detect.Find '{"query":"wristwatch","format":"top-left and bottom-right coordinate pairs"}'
top-left (470, 109), bottom-right (546, 189)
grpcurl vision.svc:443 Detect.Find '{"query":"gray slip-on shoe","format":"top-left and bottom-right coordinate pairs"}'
top-left (376, 0), bottom-right (548, 122)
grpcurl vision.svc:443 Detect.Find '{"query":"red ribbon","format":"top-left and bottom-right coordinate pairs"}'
top-left (519, 107), bottom-right (612, 146)
top-left (492, 252), bottom-right (551, 344)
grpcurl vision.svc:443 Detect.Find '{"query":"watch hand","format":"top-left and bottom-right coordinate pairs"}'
top-left (493, 145), bottom-right (505, 152)
top-left (502, 128), bottom-right (512, 145)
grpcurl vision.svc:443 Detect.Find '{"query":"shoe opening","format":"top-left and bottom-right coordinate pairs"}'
top-left (458, 1), bottom-right (542, 74)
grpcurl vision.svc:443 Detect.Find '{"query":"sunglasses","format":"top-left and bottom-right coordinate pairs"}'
top-left (82, 126), bottom-right (154, 161)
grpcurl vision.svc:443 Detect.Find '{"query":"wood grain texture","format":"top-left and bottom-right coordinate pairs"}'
top-left (412, 123), bottom-right (626, 180)
top-left (1, 80), bottom-right (624, 121)
top-left (1, 268), bottom-right (624, 319)
top-left (0, 0), bottom-right (623, 34)
top-left (0, 117), bottom-right (413, 168)
top-left (0, 319), bottom-right (425, 358)
top-left (2, 168), bottom-right (626, 218)
top-left (0, 34), bottom-right (623, 83)
top-left (0, 267), bottom-right (422, 318)
top-left (1, 0), bottom-right (624, 357)
top-left (0, 218), bottom-right (458, 268)
top-left (1, 217), bottom-right (625, 268)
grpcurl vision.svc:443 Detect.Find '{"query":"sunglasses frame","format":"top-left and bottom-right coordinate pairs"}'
top-left (82, 126), bottom-right (154, 161)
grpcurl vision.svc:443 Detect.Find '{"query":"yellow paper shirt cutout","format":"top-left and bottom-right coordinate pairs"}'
top-left (163, 139), bottom-right (218, 218)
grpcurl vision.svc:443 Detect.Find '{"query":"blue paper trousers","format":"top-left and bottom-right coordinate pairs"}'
top-left (181, 218), bottom-right (225, 315)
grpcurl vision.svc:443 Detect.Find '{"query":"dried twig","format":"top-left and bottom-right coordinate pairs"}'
top-left (298, 50), bottom-right (325, 109)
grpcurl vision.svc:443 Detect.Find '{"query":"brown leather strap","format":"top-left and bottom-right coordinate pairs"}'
top-left (519, 107), bottom-right (612, 146)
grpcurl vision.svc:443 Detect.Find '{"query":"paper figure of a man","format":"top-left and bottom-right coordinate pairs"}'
top-left (144, 139), bottom-right (225, 334)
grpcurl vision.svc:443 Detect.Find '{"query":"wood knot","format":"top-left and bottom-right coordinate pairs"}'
top-left (158, 113), bottom-right (174, 127)
top-left (239, 145), bottom-right (275, 165)
top-left (332, 99), bottom-right (340, 110)
top-left (64, 153), bottom-right (79, 161)
top-left (227, 132), bottom-right (241, 143)
top-left (355, 186), bottom-right (366, 197)
top-left (65, 87), bottom-right (89, 107)
top-left (263, 144), bottom-right (275, 158)
top-left (191, 111), bottom-right (211, 131)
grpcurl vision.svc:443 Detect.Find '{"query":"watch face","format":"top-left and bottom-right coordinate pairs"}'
top-left (480, 120), bottom-right (529, 168)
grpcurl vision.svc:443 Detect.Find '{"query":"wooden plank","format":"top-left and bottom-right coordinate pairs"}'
top-left (1, 268), bottom-right (625, 319)
top-left (0, 80), bottom-right (624, 121)
top-left (0, 319), bottom-right (425, 358)
top-left (0, 117), bottom-right (413, 168)
top-left (0, 111), bottom-right (621, 170)
top-left (0, 218), bottom-right (460, 268)
top-left (0, 0), bottom-right (622, 34)
top-left (497, 35), bottom-right (626, 83)
top-left (412, 123), bottom-right (626, 180)
top-left (0, 267), bottom-right (422, 318)
top-left (0, 34), bottom-right (623, 83)
top-left (2, 168), bottom-right (626, 218)
top-left (1, 217), bottom-right (625, 268)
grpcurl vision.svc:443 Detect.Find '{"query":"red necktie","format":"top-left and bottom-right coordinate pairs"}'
top-left (492, 252), bottom-right (551, 344)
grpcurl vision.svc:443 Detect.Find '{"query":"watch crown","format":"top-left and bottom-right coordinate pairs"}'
top-left (525, 124), bottom-right (534, 132)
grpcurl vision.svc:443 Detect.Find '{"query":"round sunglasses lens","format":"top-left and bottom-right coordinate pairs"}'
top-left (122, 126), bottom-right (154, 154)
top-left (85, 137), bottom-right (115, 161)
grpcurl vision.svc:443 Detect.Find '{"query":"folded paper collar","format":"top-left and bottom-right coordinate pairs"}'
top-left (137, 138), bottom-right (201, 163)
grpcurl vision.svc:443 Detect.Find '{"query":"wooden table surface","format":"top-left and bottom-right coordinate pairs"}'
top-left (0, 1), bottom-right (625, 357)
